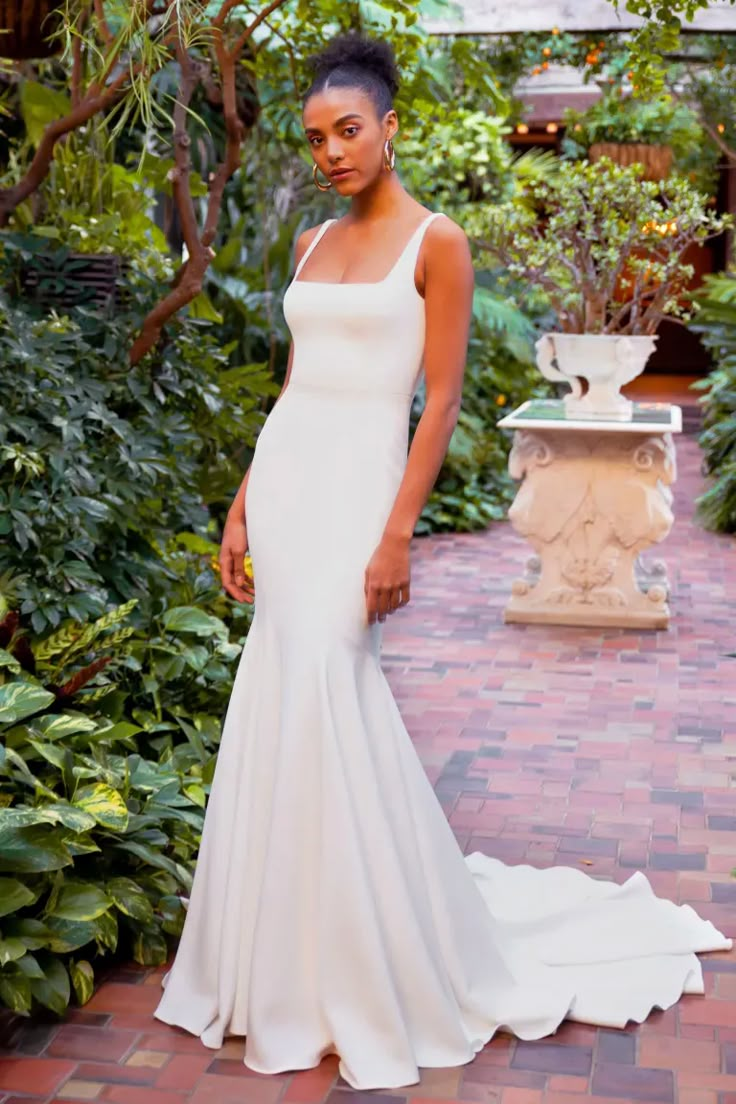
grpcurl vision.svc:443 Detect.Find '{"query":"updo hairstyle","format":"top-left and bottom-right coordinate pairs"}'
top-left (304, 32), bottom-right (400, 118)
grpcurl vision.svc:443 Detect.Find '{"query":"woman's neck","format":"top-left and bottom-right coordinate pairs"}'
top-left (346, 171), bottom-right (414, 223)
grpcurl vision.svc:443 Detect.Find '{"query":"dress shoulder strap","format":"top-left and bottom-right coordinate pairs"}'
top-left (293, 219), bottom-right (336, 279)
top-left (395, 212), bottom-right (446, 277)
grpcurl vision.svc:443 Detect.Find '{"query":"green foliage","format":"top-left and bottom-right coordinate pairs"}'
top-left (613, 0), bottom-right (736, 97)
top-left (0, 597), bottom-right (237, 1015)
top-left (689, 272), bottom-right (736, 533)
top-left (0, 230), bottom-right (277, 633)
top-left (481, 30), bottom-right (640, 123)
top-left (415, 275), bottom-right (553, 533)
top-left (478, 157), bottom-right (731, 335)
top-left (561, 93), bottom-right (720, 195)
top-left (673, 34), bottom-right (736, 174)
top-left (399, 109), bottom-right (514, 212)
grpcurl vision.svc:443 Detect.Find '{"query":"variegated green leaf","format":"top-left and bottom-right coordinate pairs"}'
top-left (0, 972), bottom-right (31, 1013)
top-left (70, 959), bottom-right (95, 1005)
top-left (132, 925), bottom-right (167, 966)
top-left (0, 683), bottom-right (55, 725)
top-left (14, 952), bottom-right (45, 979)
top-left (45, 917), bottom-right (97, 954)
top-left (106, 877), bottom-right (154, 923)
top-left (0, 936), bottom-right (27, 965)
top-left (3, 917), bottom-right (53, 950)
top-left (183, 783), bottom-right (206, 809)
top-left (0, 825), bottom-right (72, 872)
top-left (73, 784), bottom-right (128, 831)
top-left (0, 648), bottom-right (21, 674)
top-left (0, 877), bottom-right (36, 917)
top-left (34, 713), bottom-right (98, 740)
top-left (93, 909), bottom-right (118, 952)
top-left (50, 883), bottom-right (113, 922)
top-left (30, 957), bottom-right (70, 1015)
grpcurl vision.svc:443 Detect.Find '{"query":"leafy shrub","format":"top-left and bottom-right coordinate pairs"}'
top-left (0, 230), bottom-right (278, 633)
top-left (0, 592), bottom-right (241, 1015)
top-left (414, 275), bottom-right (553, 533)
top-left (690, 273), bottom-right (736, 533)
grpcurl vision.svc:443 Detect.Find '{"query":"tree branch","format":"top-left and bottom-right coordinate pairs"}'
top-left (261, 15), bottom-right (300, 98)
top-left (233, 0), bottom-right (290, 56)
top-left (130, 0), bottom-right (280, 363)
top-left (93, 0), bottom-right (115, 47)
top-left (71, 24), bottom-right (86, 107)
top-left (664, 71), bottom-right (736, 166)
top-left (170, 41), bottom-right (202, 253)
top-left (0, 62), bottom-right (144, 226)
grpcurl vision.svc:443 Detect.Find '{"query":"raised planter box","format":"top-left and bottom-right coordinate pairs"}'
top-left (0, 1), bottom-right (64, 59)
top-left (589, 142), bottom-right (673, 182)
top-left (20, 252), bottom-right (129, 312)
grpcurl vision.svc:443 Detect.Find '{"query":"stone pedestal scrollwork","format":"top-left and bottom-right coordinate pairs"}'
top-left (497, 401), bottom-right (681, 630)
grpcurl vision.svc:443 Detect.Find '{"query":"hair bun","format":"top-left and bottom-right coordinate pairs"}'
top-left (307, 32), bottom-right (399, 98)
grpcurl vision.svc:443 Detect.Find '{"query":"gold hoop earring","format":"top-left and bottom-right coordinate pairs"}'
top-left (313, 164), bottom-right (332, 191)
top-left (383, 138), bottom-right (395, 172)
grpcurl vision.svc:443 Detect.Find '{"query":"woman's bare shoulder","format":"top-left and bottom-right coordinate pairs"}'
top-left (426, 211), bottom-right (468, 246)
top-left (422, 212), bottom-right (471, 272)
top-left (293, 220), bottom-right (333, 266)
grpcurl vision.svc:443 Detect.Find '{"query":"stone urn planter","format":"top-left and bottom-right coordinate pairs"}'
top-left (535, 332), bottom-right (659, 420)
top-left (476, 157), bottom-right (732, 630)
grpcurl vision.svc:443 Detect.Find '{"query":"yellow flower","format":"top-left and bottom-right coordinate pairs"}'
top-left (496, 394), bottom-right (507, 407)
top-left (210, 556), bottom-right (221, 574)
top-left (243, 554), bottom-right (253, 574)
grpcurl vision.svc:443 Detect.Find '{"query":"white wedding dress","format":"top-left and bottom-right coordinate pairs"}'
top-left (154, 211), bottom-right (732, 1089)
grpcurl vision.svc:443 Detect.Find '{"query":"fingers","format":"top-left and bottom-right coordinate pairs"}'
top-left (220, 542), bottom-right (254, 604)
top-left (365, 583), bottom-right (411, 624)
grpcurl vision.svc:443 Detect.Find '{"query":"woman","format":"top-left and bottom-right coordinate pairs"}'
top-left (154, 32), bottom-right (731, 1091)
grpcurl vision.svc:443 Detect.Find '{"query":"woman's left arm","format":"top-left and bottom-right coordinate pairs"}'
top-left (364, 217), bottom-right (474, 624)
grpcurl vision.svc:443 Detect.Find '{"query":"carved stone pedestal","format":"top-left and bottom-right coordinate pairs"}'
top-left (497, 400), bottom-right (681, 630)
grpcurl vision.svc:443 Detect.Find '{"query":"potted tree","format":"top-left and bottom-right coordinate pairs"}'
top-left (561, 93), bottom-right (719, 189)
top-left (477, 156), bottom-right (731, 418)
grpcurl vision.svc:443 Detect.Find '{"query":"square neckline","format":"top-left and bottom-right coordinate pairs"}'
top-left (292, 213), bottom-right (439, 288)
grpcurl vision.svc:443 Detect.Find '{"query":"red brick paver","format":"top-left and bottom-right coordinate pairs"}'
top-left (1, 436), bottom-right (735, 1103)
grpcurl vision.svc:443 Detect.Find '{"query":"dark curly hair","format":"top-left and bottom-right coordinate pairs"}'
top-left (303, 32), bottom-right (400, 118)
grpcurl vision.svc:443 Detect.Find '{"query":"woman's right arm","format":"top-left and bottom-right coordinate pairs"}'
top-left (219, 226), bottom-right (319, 603)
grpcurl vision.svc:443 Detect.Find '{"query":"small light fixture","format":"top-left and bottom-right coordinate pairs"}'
top-left (516, 123), bottom-right (530, 134)
top-left (546, 122), bottom-right (559, 134)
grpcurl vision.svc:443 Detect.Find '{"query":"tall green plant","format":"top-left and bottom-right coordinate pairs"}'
top-left (690, 272), bottom-right (736, 533)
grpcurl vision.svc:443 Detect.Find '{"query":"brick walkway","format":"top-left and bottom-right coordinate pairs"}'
top-left (2, 435), bottom-right (735, 1104)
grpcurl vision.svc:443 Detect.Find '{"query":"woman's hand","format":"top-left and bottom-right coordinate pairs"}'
top-left (364, 533), bottom-right (411, 625)
top-left (220, 513), bottom-right (255, 604)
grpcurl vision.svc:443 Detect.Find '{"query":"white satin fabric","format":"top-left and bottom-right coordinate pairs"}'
top-left (154, 212), bottom-right (732, 1089)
